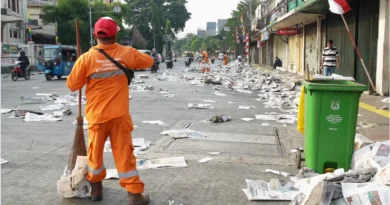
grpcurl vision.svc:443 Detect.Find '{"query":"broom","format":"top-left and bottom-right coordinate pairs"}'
top-left (68, 18), bottom-right (87, 171)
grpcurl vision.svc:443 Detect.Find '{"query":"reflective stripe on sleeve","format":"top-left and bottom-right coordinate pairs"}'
top-left (87, 165), bottom-right (105, 175)
top-left (89, 69), bottom-right (125, 79)
top-left (118, 170), bottom-right (139, 179)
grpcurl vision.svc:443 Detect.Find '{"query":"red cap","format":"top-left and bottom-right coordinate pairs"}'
top-left (94, 17), bottom-right (120, 37)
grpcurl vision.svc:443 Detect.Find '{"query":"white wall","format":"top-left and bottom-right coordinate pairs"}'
top-left (2, 0), bottom-right (28, 43)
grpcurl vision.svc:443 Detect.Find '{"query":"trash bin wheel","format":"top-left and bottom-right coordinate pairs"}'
top-left (296, 151), bottom-right (302, 169)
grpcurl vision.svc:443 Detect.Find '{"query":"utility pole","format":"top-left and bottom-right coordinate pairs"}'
top-left (248, 0), bottom-right (252, 65)
top-left (88, 6), bottom-right (93, 47)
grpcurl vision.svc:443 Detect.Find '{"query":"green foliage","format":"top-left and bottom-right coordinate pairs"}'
top-left (41, 0), bottom-right (128, 51)
top-left (125, 0), bottom-right (191, 53)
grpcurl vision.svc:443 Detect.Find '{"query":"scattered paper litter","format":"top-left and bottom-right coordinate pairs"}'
top-left (39, 104), bottom-right (65, 111)
top-left (188, 103), bottom-right (214, 109)
top-left (243, 179), bottom-right (299, 201)
top-left (209, 152), bottom-right (222, 155)
top-left (53, 108), bottom-right (72, 116)
top-left (142, 120), bottom-right (169, 126)
top-left (1, 158), bottom-right (9, 165)
top-left (203, 100), bottom-right (217, 103)
top-left (161, 129), bottom-right (206, 139)
top-left (236, 89), bottom-right (253, 94)
top-left (213, 92), bottom-right (228, 97)
top-left (208, 115), bottom-right (230, 123)
top-left (57, 156), bottom-right (90, 198)
top-left (263, 169), bottom-right (291, 177)
top-left (198, 157), bottom-right (213, 163)
top-left (381, 97), bottom-right (390, 103)
top-left (163, 94), bottom-right (176, 98)
top-left (24, 112), bottom-right (62, 122)
top-left (238, 105), bottom-right (256, 110)
top-left (261, 123), bottom-right (270, 126)
top-left (1, 109), bottom-right (13, 114)
top-left (241, 118), bottom-right (255, 121)
top-left (137, 156), bottom-right (187, 169)
top-left (228, 102), bottom-right (235, 104)
top-left (104, 138), bottom-right (151, 154)
top-left (255, 115), bottom-right (278, 121)
top-left (276, 114), bottom-right (295, 124)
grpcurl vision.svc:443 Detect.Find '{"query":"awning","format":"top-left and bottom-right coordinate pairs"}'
top-left (267, 0), bottom-right (324, 29)
top-left (1, 14), bottom-right (23, 23)
top-left (268, 11), bottom-right (322, 29)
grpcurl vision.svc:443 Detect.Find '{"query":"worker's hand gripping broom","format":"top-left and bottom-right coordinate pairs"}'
top-left (68, 18), bottom-right (87, 171)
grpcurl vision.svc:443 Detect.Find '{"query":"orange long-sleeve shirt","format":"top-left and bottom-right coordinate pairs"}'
top-left (223, 54), bottom-right (228, 65)
top-left (202, 51), bottom-right (209, 63)
top-left (67, 43), bottom-right (153, 124)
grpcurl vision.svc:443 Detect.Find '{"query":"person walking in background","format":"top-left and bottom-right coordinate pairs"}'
top-left (321, 39), bottom-right (340, 76)
top-left (223, 51), bottom-right (228, 66)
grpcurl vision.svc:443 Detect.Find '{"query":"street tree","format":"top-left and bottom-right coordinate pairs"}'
top-left (125, 0), bottom-right (191, 53)
top-left (41, 0), bottom-right (127, 51)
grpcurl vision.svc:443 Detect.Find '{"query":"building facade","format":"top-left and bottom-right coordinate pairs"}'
top-left (251, 0), bottom-right (389, 96)
top-left (206, 22), bottom-right (217, 36)
top-left (217, 19), bottom-right (228, 35)
top-left (1, 0), bottom-right (28, 43)
top-left (197, 29), bottom-right (207, 38)
top-left (27, 0), bottom-right (57, 44)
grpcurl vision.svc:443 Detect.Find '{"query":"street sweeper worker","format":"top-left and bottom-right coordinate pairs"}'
top-left (66, 17), bottom-right (153, 205)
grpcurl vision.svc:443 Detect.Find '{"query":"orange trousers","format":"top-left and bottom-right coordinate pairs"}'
top-left (86, 114), bottom-right (144, 194)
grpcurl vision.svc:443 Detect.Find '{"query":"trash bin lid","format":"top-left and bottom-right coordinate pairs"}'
top-left (303, 80), bottom-right (368, 92)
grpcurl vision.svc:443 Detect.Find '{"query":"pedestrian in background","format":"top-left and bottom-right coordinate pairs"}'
top-left (223, 51), bottom-right (228, 66)
top-left (66, 17), bottom-right (153, 205)
top-left (321, 39), bottom-right (340, 76)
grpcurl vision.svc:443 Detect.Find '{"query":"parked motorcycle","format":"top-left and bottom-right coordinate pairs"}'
top-left (166, 58), bottom-right (173, 69)
top-left (11, 60), bottom-right (30, 81)
top-left (211, 57), bottom-right (215, 64)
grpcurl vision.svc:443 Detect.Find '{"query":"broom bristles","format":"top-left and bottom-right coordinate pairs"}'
top-left (68, 116), bottom-right (87, 171)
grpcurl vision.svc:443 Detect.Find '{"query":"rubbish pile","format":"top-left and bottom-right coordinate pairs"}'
top-left (242, 139), bottom-right (390, 204)
top-left (207, 115), bottom-right (231, 123)
top-left (130, 84), bottom-right (154, 91)
top-left (156, 70), bottom-right (178, 81)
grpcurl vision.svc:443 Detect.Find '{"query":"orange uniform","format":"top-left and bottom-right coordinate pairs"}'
top-left (67, 43), bottom-right (153, 194)
top-left (202, 51), bottom-right (209, 63)
top-left (223, 54), bottom-right (228, 65)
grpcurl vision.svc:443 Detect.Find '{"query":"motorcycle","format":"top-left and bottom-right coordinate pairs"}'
top-left (185, 57), bottom-right (190, 67)
top-left (151, 58), bottom-right (159, 73)
top-left (166, 58), bottom-right (173, 69)
top-left (11, 61), bottom-right (30, 81)
top-left (174, 57), bottom-right (177, 62)
top-left (211, 57), bottom-right (215, 64)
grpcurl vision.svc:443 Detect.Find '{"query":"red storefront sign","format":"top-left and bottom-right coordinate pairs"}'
top-left (277, 28), bottom-right (299, 35)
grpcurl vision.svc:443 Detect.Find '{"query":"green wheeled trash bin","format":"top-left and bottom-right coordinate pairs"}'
top-left (302, 80), bottom-right (367, 173)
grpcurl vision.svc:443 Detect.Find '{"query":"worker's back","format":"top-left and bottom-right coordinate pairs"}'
top-left (67, 43), bottom-right (153, 124)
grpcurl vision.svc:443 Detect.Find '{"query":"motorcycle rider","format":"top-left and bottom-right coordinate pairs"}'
top-left (18, 51), bottom-right (30, 76)
top-left (151, 48), bottom-right (159, 69)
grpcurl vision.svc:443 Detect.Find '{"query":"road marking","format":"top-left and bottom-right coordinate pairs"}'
top-left (359, 102), bottom-right (390, 118)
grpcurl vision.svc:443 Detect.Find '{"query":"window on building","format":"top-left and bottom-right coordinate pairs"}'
top-left (31, 20), bottom-right (38, 26)
top-left (9, 30), bottom-right (12, 38)
top-left (11, 0), bottom-right (16, 12)
top-left (16, 0), bottom-right (19, 14)
top-left (39, 14), bottom-right (45, 19)
top-left (13, 30), bottom-right (18, 38)
top-left (8, 0), bottom-right (11, 9)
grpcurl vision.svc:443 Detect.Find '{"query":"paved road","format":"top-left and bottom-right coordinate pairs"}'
top-left (1, 59), bottom-right (299, 205)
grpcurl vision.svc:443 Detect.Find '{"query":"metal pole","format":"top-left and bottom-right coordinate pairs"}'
top-left (341, 14), bottom-right (376, 91)
top-left (248, 0), bottom-right (252, 65)
top-left (89, 6), bottom-right (93, 47)
top-left (154, 24), bottom-right (156, 49)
